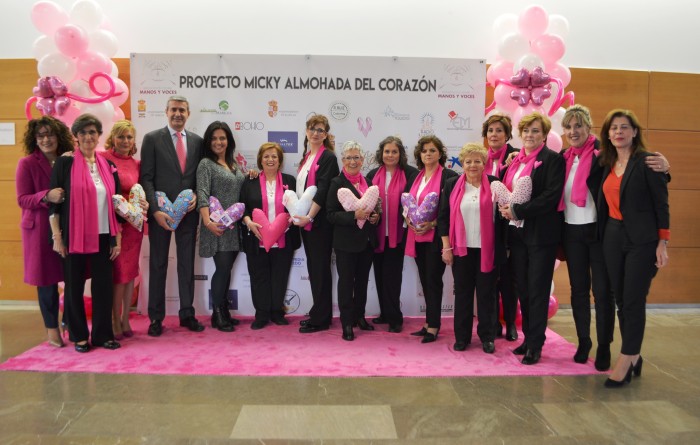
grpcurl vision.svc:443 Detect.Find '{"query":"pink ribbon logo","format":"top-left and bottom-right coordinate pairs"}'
top-left (357, 117), bottom-right (372, 137)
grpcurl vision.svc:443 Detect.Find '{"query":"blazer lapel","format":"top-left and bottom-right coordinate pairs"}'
top-left (160, 127), bottom-right (182, 175)
top-left (34, 150), bottom-right (52, 182)
top-left (620, 155), bottom-right (640, 198)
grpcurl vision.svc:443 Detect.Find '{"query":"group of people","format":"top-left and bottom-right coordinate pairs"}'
top-left (17, 95), bottom-right (670, 388)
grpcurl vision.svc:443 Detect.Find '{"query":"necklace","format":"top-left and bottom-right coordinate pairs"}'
top-left (266, 180), bottom-right (276, 198)
top-left (87, 159), bottom-right (101, 184)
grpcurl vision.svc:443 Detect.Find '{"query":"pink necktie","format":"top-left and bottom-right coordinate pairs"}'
top-left (176, 131), bottom-right (186, 173)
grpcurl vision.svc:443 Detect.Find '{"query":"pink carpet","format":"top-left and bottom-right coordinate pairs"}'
top-left (0, 315), bottom-right (603, 377)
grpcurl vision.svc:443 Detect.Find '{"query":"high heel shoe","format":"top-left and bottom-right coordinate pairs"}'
top-left (421, 329), bottom-right (439, 344)
top-left (573, 337), bottom-right (592, 364)
top-left (633, 356), bottom-right (643, 377)
top-left (342, 325), bottom-right (355, 341)
top-left (604, 364), bottom-right (633, 388)
top-left (410, 327), bottom-right (428, 336)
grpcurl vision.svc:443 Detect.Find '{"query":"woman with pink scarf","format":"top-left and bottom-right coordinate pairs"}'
top-left (49, 114), bottom-right (122, 353)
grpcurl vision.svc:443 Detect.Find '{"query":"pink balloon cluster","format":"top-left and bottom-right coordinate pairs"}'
top-left (508, 67), bottom-right (552, 106)
top-left (29, 0), bottom-right (128, 134)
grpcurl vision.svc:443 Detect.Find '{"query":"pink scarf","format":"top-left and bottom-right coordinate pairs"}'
top-left (372, 166), bottom-right (406, 252)
top-left (342, 167), bottom-right (368, 194)
top-left (503, 142), bottom-right (545, 190)
top-left (69, 149), bottom-right (119, 254)
top-left (404, 165), bottom-right (444, 258)
top-left (259, 172), bottom-right (287, 248)
top-left (448, 173), bottom-right (495, 273)
top-left (487, 144), bottom-right (508, 176)
top-left (299, 145), bottom-right (326, 232)
top-left (558, 135), bottom-right (597, 211)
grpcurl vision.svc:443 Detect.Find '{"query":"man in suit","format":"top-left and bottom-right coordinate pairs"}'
top-left (141, 95), bottom-right (204, 336)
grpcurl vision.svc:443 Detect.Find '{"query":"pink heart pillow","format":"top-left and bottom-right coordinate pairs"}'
top-left (337, 185), bottom-right (379, 228)
top-left (401, 192), bottom-right (439, 226)
top-left (208, 196), bottom-right (245, 229)
top-left (252, 208), bottom-right (289, 252)
top-left (491, 176), bottom-right (532, 227)
top-left (113, 184), bottom-right (145, 231)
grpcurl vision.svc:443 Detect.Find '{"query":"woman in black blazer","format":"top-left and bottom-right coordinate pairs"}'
top-left (240, 142), bottom-right (301, 329)
top-left (365, 136), bottom-right (418, 332)
top-left (500, 112), bottom-right (565, 365)
top-left (405, 135), bottom-right (458, 343)
top-left (326, 141), bottom-right (380, 341)
top-left (597, 109), bottom-right (669, 387)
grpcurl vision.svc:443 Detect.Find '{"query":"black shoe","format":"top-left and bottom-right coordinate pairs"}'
top-left (355, 318), bottom-right (375, 331)
top-left (482, 341), bottom-right (496, 354)
top-left (180, 316), bottom-right (205, 332)
top-left (147, 320), bottom-right (163, 337)
top-left (410, 327), bottom-right (428, 336)
top-left (95, 340), bottom-right (121, 350)
top-left (421, 329), bottom-right (439, 344)
top-left (505, 323), bottom-right (518, 341)
top-left (299, 323), bottom-right (329, 334)
top-left (453, 341), bottom-right (469, 351)
top-left (251, 320), bottom-right (269, 330)
top-left (299, 318), bottom-right (311, 327)
top-left (211, 307), bottom-right (235, 332)
top-left (574, 337), bottom-right (593, 364)
top-left (218, 305), bottom-right (240, 326)
top-left (372, 316), bottom-right (387, 324)
top-left (522, 348), bottom-right (541, 365)
top-left (633, 356), bottom-right (643, 377)
top-left (388, 325), bottom-right (403, 333)
top-left (495, 321), bottom-right (503, 337)
top-left (74, 341), bottom-right (90, 353)
top-left (604, 365), bottom-right (633, 388)
top-left (342, 325), bottom-right (355, 341)
top-left (271, 316), bottom-right (289, 326)
top-left (595, 344), bottom-right (611, 371)
top-left (513, 342), bottom-right (528, 355)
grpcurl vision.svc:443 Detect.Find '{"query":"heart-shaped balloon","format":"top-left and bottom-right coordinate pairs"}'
top-left (283, 186), bottom-right (317, 223)
top-left (155, 189), bottom-right (193, 230)
top-left (48, 76), bottom-right (68, 96)
top-left (510, 67), bottom-right (530, 87)
top-left (530, 85), bottom-right (551, 105)
top-left (491, 176), bottom-right (532, 227)
top-left (36, 97), bottom-right (55, 115)
top-left (252, 208), bottom-right (289, 252)
top-left (113, 184), bottom-right (145, 231)
top-left (337, 185), bottom-right (379, 229)
top-left (32, 78), bottom-right (53, 98)
top-left (401, 192), bottom-right (439, 226)
top-left (208, 196), bottom-right (244, 229)
top-left (510, 88), bottom-right (531, 107)
top-left (530, 66), bottom-right (551, 87)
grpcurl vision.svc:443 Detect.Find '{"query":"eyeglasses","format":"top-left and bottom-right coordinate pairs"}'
top-left (344, 156), bottom-right (362, 162)
top-left (78, 129), bottom-right (99, 136)
top-left (36, 133), bottom-right (56, 140)
top-left (308, 128), bottom-right (327, 135)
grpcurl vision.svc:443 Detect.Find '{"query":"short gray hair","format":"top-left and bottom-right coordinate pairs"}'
top-left (341, 140), bottom-right (363, 159)
top-left (166, 95), bottom-right (189, 110)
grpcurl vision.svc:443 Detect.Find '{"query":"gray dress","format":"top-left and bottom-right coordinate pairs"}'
top-left (196, 158), bottom-right (245, 257)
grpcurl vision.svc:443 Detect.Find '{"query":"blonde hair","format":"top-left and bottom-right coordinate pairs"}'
top-left (105, 119), bottom-right (138, 155)
top-left (459, 142), bottom-right (488, 166)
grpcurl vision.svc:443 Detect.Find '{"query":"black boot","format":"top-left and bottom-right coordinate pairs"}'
top-left (211, 307), bottom-right (235, 332)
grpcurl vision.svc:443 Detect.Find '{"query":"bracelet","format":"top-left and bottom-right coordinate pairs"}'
top-left (441, 247), bottom-right (453, 253)
top-left (52, 232), bottom-right (62, 240)
top-left (307, 215), bottom-right (314, 223)
top-left (42, 193), bottom-right (49, 204)
top-left (206, 220), bottom-right (212, 227)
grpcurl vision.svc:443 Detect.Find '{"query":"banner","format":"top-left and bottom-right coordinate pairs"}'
top-left (130, 53), bottom-right (485, 317)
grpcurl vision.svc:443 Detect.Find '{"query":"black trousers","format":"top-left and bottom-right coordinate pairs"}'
top-left (452, 249), bottom-right (498, 343)
top-left (335, 246), bottom-right (374, 327)
top-left (63, 234), bottom-right (113, 345)
top-left (563, 222), bottom-right (615, 344)
top-left (603, 219), bottom-right (657, 355)
top-left (147, 211), bottom-right (198, 321)
top-left (301, 224), bottom-right (334, 326)
top-left (211, 250), bottom-right (238, 308)
top-left (372, 237), bottom-right (405, 326)
top-left (508, 226), bottom-right (558, 350)
top-left (496, 256), bottom-right (517, 324)
top-left (37, 284), bottom-right (60, 329)
top-left (414, 242), bottom-right (446, 329)
top-left (246, 247), bottom-right (294, 321)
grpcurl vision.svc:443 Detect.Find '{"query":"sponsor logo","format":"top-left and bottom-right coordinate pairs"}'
top-left (292, 257), bottom-right (305, 267)
top-left (329, 101), bottom-right (350, 122)
top-left (268, 131), bottom-right (298, 153)
top-left (418, 113), bottom-right (435, 137)
top-left (137, 58), bottom-right (178, 90)
top-left (436, 64), bottom-right (478, 98)
top-left (357, 117), bottom-right (372, 137)
top-left (199, 100), bottom-right (232, 115)
top-left (268, 100), bottom-right (278, 117)
top-left (235, 152), bottom-right (253, 174)
top-left (360, 149), bottom-right (378, 173)
top-left (383, 106), bottom-right (410, 121)
top-left (194, 275), bottom-right (208, 281)
top-left (418, 304), bottom-right (454, 313)
top-left (219, 100), bottom-right (229, 111)
top-left (208, 289), bottom-right (239, 310)
top-left (283, 289), bottom-right (301, 314)
top-left (447, 110), bottom-right (472, 131)
top-left (137, 100), bottom-right (146, 112)
top-left (234, 121), bottom-right (265, 131)
top-left (447, 156), bottom-right (462, 169)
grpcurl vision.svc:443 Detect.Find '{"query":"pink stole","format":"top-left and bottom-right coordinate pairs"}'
top-left (342, 167), bottom-right (368, 194)
top-left (372, 166), bottom-right (406, 252)
top-left (487, 144), bottom-right (508, 176)
top-left (448, 173), bottom-right (495, 273)
top-left (69, 149), bottom-right (119, 253)
top-left (259, 172), bottom-right (286, 248)
top-left (503, 142), bottom-right (545, 191)
top-left (299, 145), bottom-right (326, 232)
top-left (558, 135), bottom-right (597, 211)
top-left (404, 165), bottom-right (443, 258)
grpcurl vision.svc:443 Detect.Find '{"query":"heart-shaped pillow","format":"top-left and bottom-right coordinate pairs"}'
top-left (401, 192), bottom-right (439, 227)
top-left (156, 189), bottom-right (193, 230)
top-left (337, 185), bottom-right (379, 229)
top-left (283, 186), bottom-right (317, 223)
top-left (491, 176), bottom-right (532, 227)
top-left (208, 196), bottom-right (244, 229)
top-left (252, 208), bottom-right (289, 252)
top-left (113, 184), bottom-right (145, 231)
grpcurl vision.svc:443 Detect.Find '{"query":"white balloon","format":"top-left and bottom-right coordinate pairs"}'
top-left (551, 107), bottom-right (567, 133)
top-left (110, 60), bottom-right (119, 78)
top-left (514, 53), bottom-right (544, 73)
top-left (498, 33), bottom-right (530, 62)
top-left (547, 14), bottom-right (570, 39)
top-left (492, 13), bottom-right (518, 39)
top-left (70, 0), bottom-right (104, 33)
top-left (81, 100), bottom-right (114, 125)
top-left (69, 79), bottom-right (93, 97)
top-left (89, 29), bottom-right (118, 58)
top-left (38, 52), bottom-right (77, 81)
top-left (32, 35), bottom-right (57, 61)
top-left (550, 281), bottom-right (555, 295)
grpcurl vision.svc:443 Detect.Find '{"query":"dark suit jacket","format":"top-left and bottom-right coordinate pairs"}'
top-left (326, 174), bottom-right (379, 253)
top-left (491, 143), bottom-right (520, 180)
top-left (300, 149), bottom-right (340, 231)
top-left (238, 174), bottom-right (301, 254)
top-left (437, 174), bottom-right (507, 266)
top-left (509, 146), bottom-right (565, 246)
top-left (597, 151), bottom-right (670, 244)
top-left (140, 126), bottom-right (204, 217)
top-left (365, 164), bottom-right (419, 245)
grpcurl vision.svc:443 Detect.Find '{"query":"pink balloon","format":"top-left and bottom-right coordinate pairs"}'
top-left (546, 62), bottom-right (571, 88)
top-left (547, 295), bottom-right (559, 319)
top-left (518, 5), bottom-right (549, 40)
top-left (113, 106), bottom-right (125, 122)
top-left (31, 1), bottom-right (70, 35)
top-left (76, 51), bottom-right (111, 80)
top-left (55, 104), bottom-right (82, 128)
top-left (54, 24), bottom-right (89, 58)
top-left (532, 34), bottom-right (566, 64)
top-left (108, 78), bottom-right (129, 107)
top-left (547, 131), bottom-right (563, 152)
top-left (494, 84), bottom-right (517, 112)
top-left (487, 59), bottom-right (514, 86)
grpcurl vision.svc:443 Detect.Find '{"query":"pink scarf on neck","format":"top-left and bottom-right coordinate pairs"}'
top-left (299, 145), bottom-right (326, 232)
top-left (342, 167), bottom-right (368, 194)
top-left (259, 171), bottom-right (287, 248)
top-left (487, 144), bottom-right (508, 176)
top-left (69, 149), bottom-right (119, 253)
top-left (448, 172), bottom-right (495, 272)
top-left (372, 166), bottom-right (406, 252)
top-left (503, 142), bottom-right (545, 190)
top-left (558, 135), bottom-right (597, 211)
top-left (404, 165), bottom-right (444, 258)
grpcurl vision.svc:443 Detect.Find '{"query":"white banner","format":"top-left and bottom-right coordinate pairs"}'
top-left (130, 54), bottom-right (485, 317)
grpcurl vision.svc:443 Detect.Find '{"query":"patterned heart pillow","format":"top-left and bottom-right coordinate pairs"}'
top-left (401, 192), bottom-right (439, 226)
top-left (156, 189), bottom-right (194, 230)
top-left (252, 208), bottom-right (289, 252)
top-left (208, 196), bottom-right (245, 229)
top-left (490, 176), bottom-right (532, 227)
top-left (113, 184), bottom-right (145, 231)
top-left (337, 185), bottom-right (379, 229)
top-left (283, 186), bottom-right (317, 224)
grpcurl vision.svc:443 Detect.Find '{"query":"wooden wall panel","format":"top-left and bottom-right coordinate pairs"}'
top-left (649, 72), bottom-right (700, 131)
top-left (667, 190), bottom-right (700, 248)
top-left (0, 241), bottom-right (34, 300)
top-left (647, 130), bottom-right (700, 191)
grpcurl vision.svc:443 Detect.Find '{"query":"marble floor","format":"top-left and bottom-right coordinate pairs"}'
top-left (1, 307), bottom-right (699, 444)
